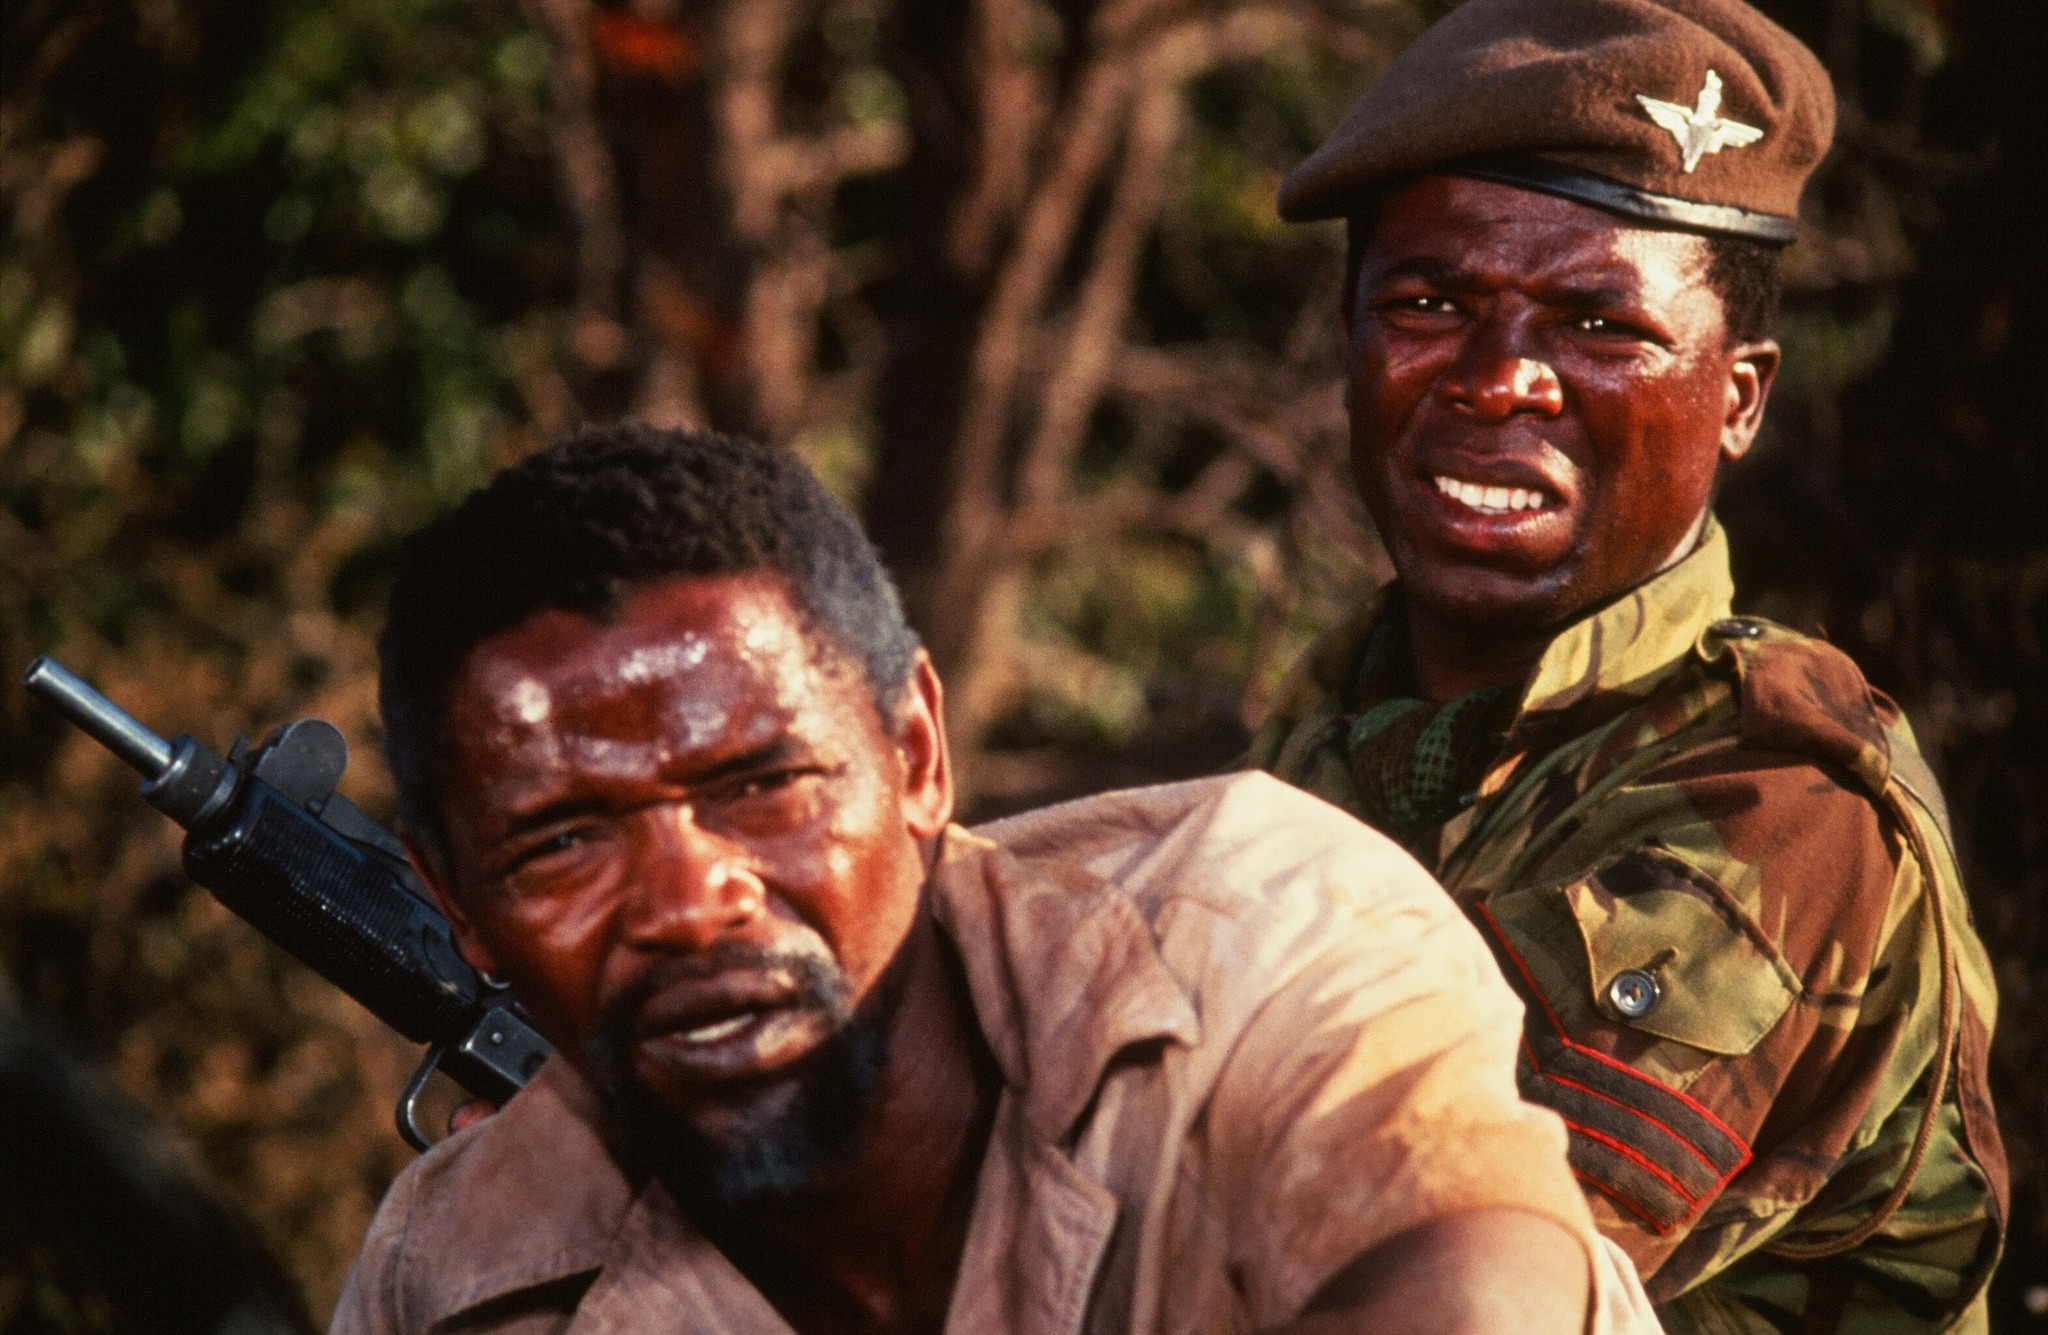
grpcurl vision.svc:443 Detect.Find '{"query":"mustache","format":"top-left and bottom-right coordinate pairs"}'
top-left (587, 942), bottom-right (853, 1075)
top-left (580, 941), bottom-right (889, 1207)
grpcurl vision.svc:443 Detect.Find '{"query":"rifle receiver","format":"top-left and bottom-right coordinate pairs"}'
top-left (21, 653), bottom-right (555, 1147)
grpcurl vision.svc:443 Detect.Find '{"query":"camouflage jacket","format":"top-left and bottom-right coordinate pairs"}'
top-left (1247, 522), bottom-right (2007, 1334)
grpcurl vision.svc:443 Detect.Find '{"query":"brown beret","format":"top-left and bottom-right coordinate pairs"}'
top-left (1278, 0), bottom-right (1835, 244)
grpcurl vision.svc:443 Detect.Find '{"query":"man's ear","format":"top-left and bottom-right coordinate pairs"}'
top-left (402, 829), bottom-right (504, 980)
top-left (1720, 338), bottom-right (1781, 464)
top-left (894, 650), bottom-right (954, 842)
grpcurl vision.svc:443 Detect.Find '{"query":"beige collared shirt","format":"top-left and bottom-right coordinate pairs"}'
top-left (331, 773), bottom-right (1659, 1334)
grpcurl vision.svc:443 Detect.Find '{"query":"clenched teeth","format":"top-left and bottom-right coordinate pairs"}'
top-left (679, 1014), bottom-right (755, 1045)
top-left (1434, 475), bottom-right (1548, 514)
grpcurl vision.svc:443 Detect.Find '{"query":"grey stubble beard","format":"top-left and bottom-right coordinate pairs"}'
top-left (583, 941), bottom-right (891, 1212)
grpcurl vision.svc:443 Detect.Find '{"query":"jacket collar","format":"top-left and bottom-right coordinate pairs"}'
top-left (1514, 519), bottom-right (1734, 718)
top-left (1257, 517), bottom-right (1735, 734)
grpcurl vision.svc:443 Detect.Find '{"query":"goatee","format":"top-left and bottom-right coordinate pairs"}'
top-left (585, 943), bottom-right (890, 1211)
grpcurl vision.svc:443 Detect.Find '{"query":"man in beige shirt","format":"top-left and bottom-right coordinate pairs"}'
top-left (338, 424), bottom-right (1657, 1334)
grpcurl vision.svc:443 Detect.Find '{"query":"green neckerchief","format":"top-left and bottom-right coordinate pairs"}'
top-left (1342, 604), bottom-right (1518, 858)
top-left (1247, 521), bottom-right (1739, 863)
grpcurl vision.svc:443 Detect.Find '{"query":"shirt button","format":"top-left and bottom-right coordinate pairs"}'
top-left (1710, 617), bottom-right (1764, 639)
top-left (1607, 969), bottom-right (1661, 1019)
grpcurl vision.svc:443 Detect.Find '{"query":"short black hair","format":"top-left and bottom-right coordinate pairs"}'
top-left (1342, 209), bottom-right (1784, 346)
top-left (377, 424), bottom-right (919, 853)
top-left (1700, 233), bottom-right (1782, 345)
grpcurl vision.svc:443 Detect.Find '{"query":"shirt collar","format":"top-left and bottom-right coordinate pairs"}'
top-left (1514, 518), bottom-right (1734, 718)
top-left (398, 1056), bottom-right (641, 1325)
top-left (926, 823), bottom-right (1202, 1143)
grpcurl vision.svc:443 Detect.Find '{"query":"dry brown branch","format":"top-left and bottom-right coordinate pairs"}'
top-left (752, 125), bottom-right (909, 201)
top-left (634, 255), bottom-right (719, 428)
top-left (1160, 451), bottom-right (1259, 532)
top-left (948, 0), bottom-right (1045, 271)
top-left (500, 314), bottom-right (581, 437)
top-left (945, 53), bottom-right (1135, 509)
top-left (742, 230), bottom-right (834, 438)
top-left (711, 0), bottom-right (909, 440)
top-left (1102, 338), bottom-right (1371, 621)
top-left (1110, 346), bottom-right (1326, 481)
top-left (924, 2), bottom-right (1317, 747)
top-left (1011, 454), bottom-right (1257, 555)
top-left (1015, 83), bottom-right (1182, 509)
top-left (716, 0), bottom-right (806, 243)
top-left (630, 341), bottom-right (708, 430)
top-left (1018, 6), bottom-right (1303, 510)
top-left (925, 50), bottom-right (1140, 741)
top-left (1089, 0), bottom-right (1196, 48)
top-left (524, 0), bottom-right (630, 370)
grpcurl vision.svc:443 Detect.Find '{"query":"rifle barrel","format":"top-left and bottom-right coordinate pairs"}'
top-left (21, 657), bottom-right (174, 780)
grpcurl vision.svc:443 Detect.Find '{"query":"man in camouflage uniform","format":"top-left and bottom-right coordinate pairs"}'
top-left (1249, 0), bottom-right (2007, 1330)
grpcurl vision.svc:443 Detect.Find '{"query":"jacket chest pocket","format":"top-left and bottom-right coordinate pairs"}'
top-left (1480, 844), bottom-right (1802, 1059)
top-left (1473, 846), bottom-right (1800, 1238)
top-left (1559, 844), bottom-right (1801, 1056)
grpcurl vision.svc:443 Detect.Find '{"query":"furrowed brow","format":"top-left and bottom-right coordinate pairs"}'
top-left (1544, 283), bottom-right (1640, 313)
top-left (1367, 258), bottom-right (1473, 290)
top-left (1367, 257), bottom-right (1645, 312)
top-left (680, 737), bottom-right (806, 787)
top-left (498, 796), bottom-right (611, 842)
top-left (494, 738), bottom-right (805, 840)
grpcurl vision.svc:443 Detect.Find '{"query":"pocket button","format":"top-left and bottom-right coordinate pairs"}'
top-left (1607, 969), bottom-right (1662, 1019)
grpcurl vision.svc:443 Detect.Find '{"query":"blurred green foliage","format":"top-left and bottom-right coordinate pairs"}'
top-left (3, 0), bottom-right (561, 600)
top-left (1, 0), bottom-right (571, 1317)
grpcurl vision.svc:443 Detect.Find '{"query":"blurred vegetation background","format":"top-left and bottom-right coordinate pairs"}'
top-left (0, 0), bottom-right (2041, 1327)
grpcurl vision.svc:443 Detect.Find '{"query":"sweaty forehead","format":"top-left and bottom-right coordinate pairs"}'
top-left (451, 573), bottom-right (838, 740)
top-left (1363, 174), bottom-right (1715, 305)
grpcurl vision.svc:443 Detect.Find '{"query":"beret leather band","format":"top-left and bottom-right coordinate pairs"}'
top-left (1453, 155), bottom-right (1798, 245)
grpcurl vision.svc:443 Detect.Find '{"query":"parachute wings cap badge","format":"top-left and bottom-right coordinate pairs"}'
top-left (1637, 70), bottom-right (1764, 173)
